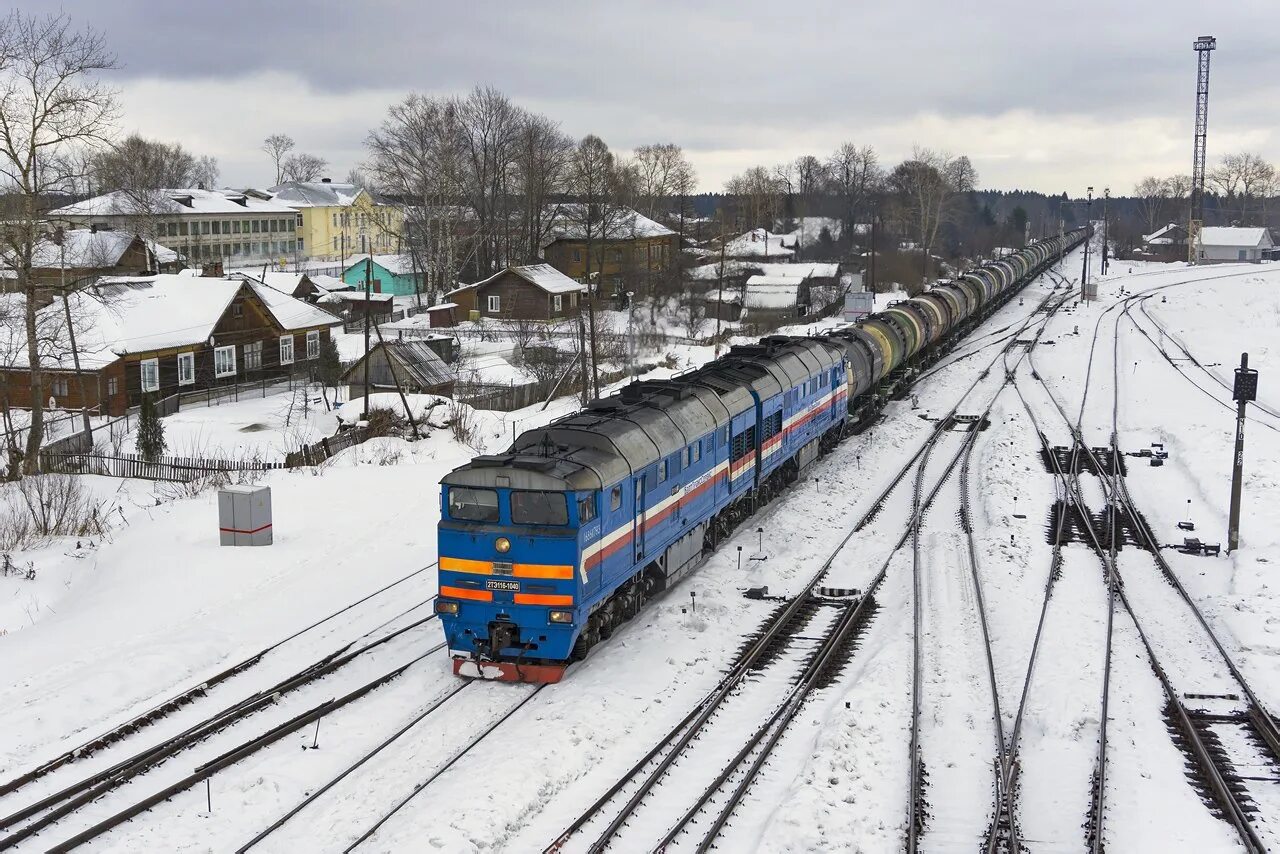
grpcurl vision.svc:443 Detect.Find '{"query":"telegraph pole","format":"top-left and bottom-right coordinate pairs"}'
top-left (1227, 352), bottom-right (1258, 552)
top-left (1082, 187), bottom-right (1093, 299)
top-left (362, 254), bottom-right (372, 421)
top-left (1101, 188), bottom-right (1110, 277)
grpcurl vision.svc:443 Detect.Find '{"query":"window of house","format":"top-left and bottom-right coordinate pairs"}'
top-left (50, 376), bottom-right (69, 397)
top-left (107, 376), bottom-right (118, 397)
top-left (298, 237), bottom-right (305, 251)
top-left (250, 242), bottom-right (260, 255)
top-left (179, 222), bottom-right (189, 236)
top-left (610, 485), bottom-right (622, 511)
top-left (214, 345), bottom-right (236, 378)
top-left (577, 494), bottom-right (597, 524)
top-left (553, 294), bottom-right (562, 312)
top-left (332, 213), bottom-right (338, 228)
top-left (200, 221), bottom-right (210, 235)
top-left (611, 250), bottom-right (622, 263)
top-left (177, 352), bottom-right (195, 385)
top-left (296, 213), bottom-right (303, 227)
top-left (211, 221), bottom-right (221, 235)
top-left (232, 302), bottom-right (243, 318)
top-left (572, 249), bottom-right (581, 262)
top-left (167, 222), bottom-right (178, 237)
top-left (244, 340), bottom-right (263, 371)
top-left (279, 335), bottom-right (294, 365)
top-left (251, 220), bottom-right (260, 233)
top-left (241, 220), bottom-right (250, 233)
top-left (306, 330), bottom-right (320, 359)
top-left (232, 220), bottom-right (241, 234)
top-left (232, 243), bottom-right (241, 255)
top-left (140, 358), bottom-right (159, 392)
top-left (487, 295), bottom-right (501, 313)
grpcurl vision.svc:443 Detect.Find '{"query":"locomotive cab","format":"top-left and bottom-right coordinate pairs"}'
top-left (437, 452), bottom-right (609, 683)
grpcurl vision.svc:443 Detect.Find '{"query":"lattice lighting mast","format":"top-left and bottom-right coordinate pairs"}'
top-left (1188, 35), bottom-right (1216, 264)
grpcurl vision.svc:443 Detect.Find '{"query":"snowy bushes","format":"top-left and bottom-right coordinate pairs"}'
top-left (0, 474), bottom-right (105, 551)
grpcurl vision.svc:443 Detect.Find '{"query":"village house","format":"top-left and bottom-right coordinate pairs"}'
top-left (50, 188), bottom-right (304, 269)
top-left (340, 253), bottom-right (423, 296)
top-left (12, 229), bottom-right (184, 291)
top-left (317, 289), bottom-right (395, 325)
top-left (269, 180), bottom-right (403, 260)
top-left (1197, 227), bottom-right (1275, 263)
top-left (446, 263), bottom-right (585, 322)
top-left (0, 274), bottom-right (340, 416)
top-left (539, 205), bottom-right (677, 296)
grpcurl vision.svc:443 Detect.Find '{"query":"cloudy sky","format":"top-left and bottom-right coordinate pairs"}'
top-left (18, 1), bottom-right (1280, 195)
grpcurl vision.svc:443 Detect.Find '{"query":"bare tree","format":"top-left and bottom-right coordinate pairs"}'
top-left (90, 134), bottom-right (195, 244)
top-left (1209, 152), bottom-right (1275, 225)
top-left (193, 154), bottom-right (219, 189)
top-left (793, 154), bottom-right (829, 221)
top-left (887, 147), bottom-right (977, 284)
top-left (262, 133), bottom-right (295, 185)
top-left (723, 165), bottom-right (783, 231)
top-left (827, 143), bottom-right (881, 237)
top-left (632, 143), bottom-right (695, 222)
top-left (0, 11), bottom-right (118, 475)
top-left (1133, 176), bottom-right (1171, 235)
top-left (281, 152), bottom-right (328, 182)
top-left (513, 113), bottom-right (573, 262)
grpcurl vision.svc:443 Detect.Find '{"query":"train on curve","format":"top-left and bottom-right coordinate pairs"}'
top-left (435, 228), bottom-right (1089, 683)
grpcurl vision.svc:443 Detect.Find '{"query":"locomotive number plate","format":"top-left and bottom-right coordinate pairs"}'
top-left (485, 579), bottom-right (521, 592)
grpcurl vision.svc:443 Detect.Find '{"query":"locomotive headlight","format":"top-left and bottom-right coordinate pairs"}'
top-left (548, 610), bottom-right (574, 624)
top-left (495, 536), bottom-right (511, 553)
top-left (435, 600), bottom-right (459, 615)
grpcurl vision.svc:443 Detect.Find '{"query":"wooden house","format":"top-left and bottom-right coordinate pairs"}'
top-left (0, 274), bottom-right (340, 416)
top-left (446, 264), bottom-right (585, 321)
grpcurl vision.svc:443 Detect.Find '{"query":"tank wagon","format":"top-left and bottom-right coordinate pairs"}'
top-left (436, 229), bottom-right (1088, 682)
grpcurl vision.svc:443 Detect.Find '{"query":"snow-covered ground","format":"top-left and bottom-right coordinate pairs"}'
top-left (3, 246), bottom-right (1280, 852)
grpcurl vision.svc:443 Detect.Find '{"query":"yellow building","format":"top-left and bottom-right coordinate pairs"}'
top-left (268, 180), bottom-right (404, 260)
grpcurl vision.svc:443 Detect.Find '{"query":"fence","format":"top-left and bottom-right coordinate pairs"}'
top-left (40, 451), bottom-right (287, 483)
top-left (284, 425), bottom-right (369, 468)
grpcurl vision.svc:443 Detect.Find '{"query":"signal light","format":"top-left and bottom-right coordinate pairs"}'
top-left (548, 610), bottom-right (574, 624)
top-left (435, 600), bottom-right (460, 615)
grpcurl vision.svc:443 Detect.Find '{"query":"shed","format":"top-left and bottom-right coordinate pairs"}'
top-left (318, 289), bottom-right (395, 323)
top-left (1197, 227), bottom-right (1274, 263)
top-left (341, 340), bottom-right (456, 398)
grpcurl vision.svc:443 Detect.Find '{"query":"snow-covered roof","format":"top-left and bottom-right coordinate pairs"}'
top-left (746, 274), bottom-right (805, 287)
top-left (51, 188), bottom-right (299, 217)
top-left (458, 263), bottom-right (586, 296)
top-left (318, 290), bottom-right (395, 304)
top-left (689, 260), bottom-right (836, 282)
top-left (724, 229), bottom-right (796, 259)
top-left (26, 229), bottom-right (181, 268)
top-left (743, 282), bottom-right (800, 310)
top-left (243, 279), bottom-right (341, 331)
top-left (343, 253), bottom-right (417, 277)
top-left (1143, 223), bottom-right (1184, 244)
top-left (541, 205), bottom-right (675, 246)
top-left (1199, 227), bottom-right (1273, 248)
top-left (268, 181), bottom-right (363, 208)
top-left (309, 274), bottom-right (351, 293)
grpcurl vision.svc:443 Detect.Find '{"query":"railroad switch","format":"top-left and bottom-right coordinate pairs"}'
top-left (1166, 537), bottom-right (1221, 557)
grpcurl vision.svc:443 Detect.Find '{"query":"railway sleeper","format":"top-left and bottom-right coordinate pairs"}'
top-left (1163, 701), bottom-right (1259, 823)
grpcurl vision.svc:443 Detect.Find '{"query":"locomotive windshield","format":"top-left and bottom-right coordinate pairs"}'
top-left (447, 487), bottom-right (499, 522)
top-left (511, 490), bottom-right (569, 525)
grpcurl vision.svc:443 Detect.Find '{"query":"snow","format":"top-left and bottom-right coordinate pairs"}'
top-left (743, 281), bottom-right (800, 309)
top-left (541, 204), bottom-right (675, 244)
top-left (244, 279), bottom-right (342, 331)
top-left (723, 228), bottom-right (796, 259)
top-left (336, 393), bottom-right (454, 427)
top-left (26, 229), bottom-right (181, 268)
top-left (268, 181), bottom-right (362, 208)
top-left (7, 242), bottom-right (1280, 851)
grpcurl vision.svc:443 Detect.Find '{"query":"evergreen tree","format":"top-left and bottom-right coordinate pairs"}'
top-left (314, 335), bottom-right (343, 410)
top-left (135, 394), bottom-right (166, 462)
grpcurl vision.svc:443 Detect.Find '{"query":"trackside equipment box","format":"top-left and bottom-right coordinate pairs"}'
top-left (218, 485), bottom-right (273, 546)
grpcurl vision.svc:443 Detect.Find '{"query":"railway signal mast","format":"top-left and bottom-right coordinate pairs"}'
top-left (1188, 35), bottom-right (1216, 264)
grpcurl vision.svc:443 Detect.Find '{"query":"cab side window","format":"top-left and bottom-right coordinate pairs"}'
top-left (577, 494), bottom-right (597, 524)
top-left (610, 486), bottom-right (622, 511)
top-left (658, 460), bottom-right (668, 483)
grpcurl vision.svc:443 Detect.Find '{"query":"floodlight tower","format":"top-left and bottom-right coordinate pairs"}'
top-left (1188, 35), bottom-right (1216, 264)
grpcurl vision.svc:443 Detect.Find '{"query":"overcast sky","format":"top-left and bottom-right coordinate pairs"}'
top-left (19, 1), bottom-right (1280, 195)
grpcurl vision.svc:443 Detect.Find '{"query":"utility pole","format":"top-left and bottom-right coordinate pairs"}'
top-left (868, 215), bottom-right (878, 294)
top-left (1101, 188), bottom-right (1110, 277)
top-left (714, 218), bottom-right (728, 356)
top-left (1082, 187), bottom-right (1093, 299)
top-left (1227, 352), bottom-right (1258, 552)
top-left (362, 254), bottom-right (372, 421)
top-left (626, 290), bottom-right (636, 378)
top-left (1188, 36), bottom-right (1217, 265)
top-left (53, 229), bottom-right (92, 437)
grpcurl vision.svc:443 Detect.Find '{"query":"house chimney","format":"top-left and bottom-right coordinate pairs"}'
top-left (321, 177), bottom-right (332, 184)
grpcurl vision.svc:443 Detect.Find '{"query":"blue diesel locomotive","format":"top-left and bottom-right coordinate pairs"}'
top-left (435, 230), bottom-right (1087, 682)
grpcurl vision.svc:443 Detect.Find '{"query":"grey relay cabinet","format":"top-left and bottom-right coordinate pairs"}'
top-left (218, 485), bottom-right (273, 546)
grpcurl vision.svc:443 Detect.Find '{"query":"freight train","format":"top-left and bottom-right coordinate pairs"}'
top-left (435, 229), bottom-right (1088, 682)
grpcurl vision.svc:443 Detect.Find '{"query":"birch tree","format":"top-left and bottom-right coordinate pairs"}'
top-left (262, 133), bottom-right (294, 185)
top-left (887, 147), bottom-right (977, 284)
top-left (0, 11), bottom-right (117, 474)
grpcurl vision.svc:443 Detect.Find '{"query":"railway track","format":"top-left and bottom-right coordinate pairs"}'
top-left (1023, 271), bottom-right (1280, 851)
top-left (0, 597), bottom-right (444, 852)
